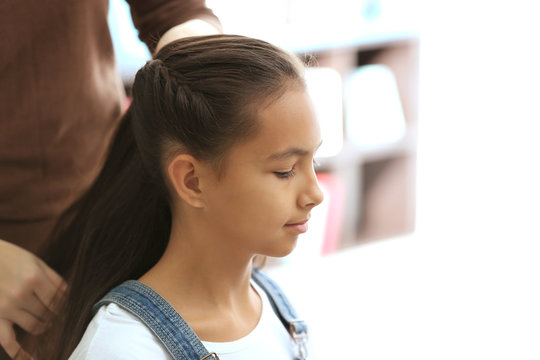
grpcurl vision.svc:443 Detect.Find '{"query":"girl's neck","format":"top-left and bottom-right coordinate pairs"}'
top-left (138, 215), bottom-right (262, 341)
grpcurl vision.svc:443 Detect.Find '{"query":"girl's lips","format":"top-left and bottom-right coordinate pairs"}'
top-left (285, 220), bottom-right (308, 233)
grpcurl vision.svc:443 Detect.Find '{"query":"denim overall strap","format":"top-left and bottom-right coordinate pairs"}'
top-left (251, 268), bottom-right (309, 359)
top-left (93, 280), bottom-right (217, 360)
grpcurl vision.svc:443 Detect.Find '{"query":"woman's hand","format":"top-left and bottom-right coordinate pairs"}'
top-left (0, 239), bottom-right (66, 359)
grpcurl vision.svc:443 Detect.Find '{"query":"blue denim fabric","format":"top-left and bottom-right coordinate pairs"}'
top-left (252, 269), bottom-right (308, 360)
top-left (251, 268), bottom-right (308, 335)
top-left (93, 280), bottom-right (215, 360)
top-left (93, 270), bottom-right (308, 360)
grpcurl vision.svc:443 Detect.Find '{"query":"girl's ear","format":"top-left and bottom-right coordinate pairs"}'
top-left (167, 154), bottom-right (205, 208)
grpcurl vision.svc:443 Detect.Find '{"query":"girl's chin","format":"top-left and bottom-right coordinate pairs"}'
top-left (264, 237), bottom-right (299, 259)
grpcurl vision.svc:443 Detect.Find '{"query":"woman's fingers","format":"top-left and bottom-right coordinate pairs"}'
top-left (34, 259), bottom-right (67, 315)
top-left (9, 308), bottom-right (48, 335)
top-left (0, 240), bottom-right (66, 357)
top-left (0, 256), bottom-right (63, 322)
top-left (14, 348), bottom-right (34, 360)
top-left (0, 318), bottom-right (23, 359)
top-left (4, 287), bottom-right (51, 326)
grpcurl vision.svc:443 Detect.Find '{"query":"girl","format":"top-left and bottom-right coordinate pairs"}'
top-left (39, 34), bottom-right (323, 359)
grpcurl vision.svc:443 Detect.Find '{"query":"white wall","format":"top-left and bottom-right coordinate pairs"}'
top-left (416, 0), bottom-right (540, 357)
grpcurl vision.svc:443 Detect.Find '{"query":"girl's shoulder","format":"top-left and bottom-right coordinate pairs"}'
top-left (69, 303), bottom-right (171, 360)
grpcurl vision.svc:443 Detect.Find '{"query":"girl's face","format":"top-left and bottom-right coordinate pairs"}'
top-left (201, 88), bottom-right (324, 258)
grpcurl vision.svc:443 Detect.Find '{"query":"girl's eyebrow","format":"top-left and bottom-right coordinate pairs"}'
top-left (266, 140), bottom-right (323, 161)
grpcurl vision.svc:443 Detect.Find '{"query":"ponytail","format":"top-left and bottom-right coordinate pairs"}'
top-left (35, 34), bottom-right (307, 358)
top-left (39, 110), bottom-right (171, 358)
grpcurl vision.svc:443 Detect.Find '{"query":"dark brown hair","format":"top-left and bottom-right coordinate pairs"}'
top-left (35, 34), bottom-right (305, 358)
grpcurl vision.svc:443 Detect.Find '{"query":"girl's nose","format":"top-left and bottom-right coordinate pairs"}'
top-left (299, 171), bottom-right (324, 209)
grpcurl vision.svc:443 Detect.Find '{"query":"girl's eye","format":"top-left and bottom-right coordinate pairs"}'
top-left (274, 169), bottom-right (295, 179)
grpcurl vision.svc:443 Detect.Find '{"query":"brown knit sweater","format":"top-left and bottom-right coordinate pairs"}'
top-left (0, 0), bottom-right (219, 251)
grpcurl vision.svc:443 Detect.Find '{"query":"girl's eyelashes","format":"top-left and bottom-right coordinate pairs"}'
top-left (274, 168), bottom-right (295, 179)
top-left (274, 158), bottom-right (318, 179)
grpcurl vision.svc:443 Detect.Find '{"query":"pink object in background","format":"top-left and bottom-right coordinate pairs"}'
top-left (317, 173), bottom-right (345, 255)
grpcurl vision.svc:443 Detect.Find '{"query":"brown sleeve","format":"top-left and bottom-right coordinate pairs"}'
top-left (126, 0), bottom-right (221, 53)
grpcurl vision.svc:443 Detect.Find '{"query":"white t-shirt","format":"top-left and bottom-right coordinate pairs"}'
top-left (69, 282), bottom-right (297, 359)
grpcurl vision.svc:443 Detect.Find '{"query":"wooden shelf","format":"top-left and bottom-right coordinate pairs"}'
top-left (316, 128), bottom-right (417, 173)
top-left (308, 36), bottom-right (419, 249)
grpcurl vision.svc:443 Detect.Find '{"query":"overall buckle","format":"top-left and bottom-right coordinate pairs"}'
top-left (200, 352), bottom-right (219, 360)
top-left (289, 319), bottom-right (308, 360)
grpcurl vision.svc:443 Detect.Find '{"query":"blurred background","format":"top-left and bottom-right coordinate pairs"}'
top-left (109, 0), bottom-right (540, 358)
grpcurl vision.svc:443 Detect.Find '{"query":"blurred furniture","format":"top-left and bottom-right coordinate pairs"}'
top-left (310, 36), bottom-right (419, 247)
